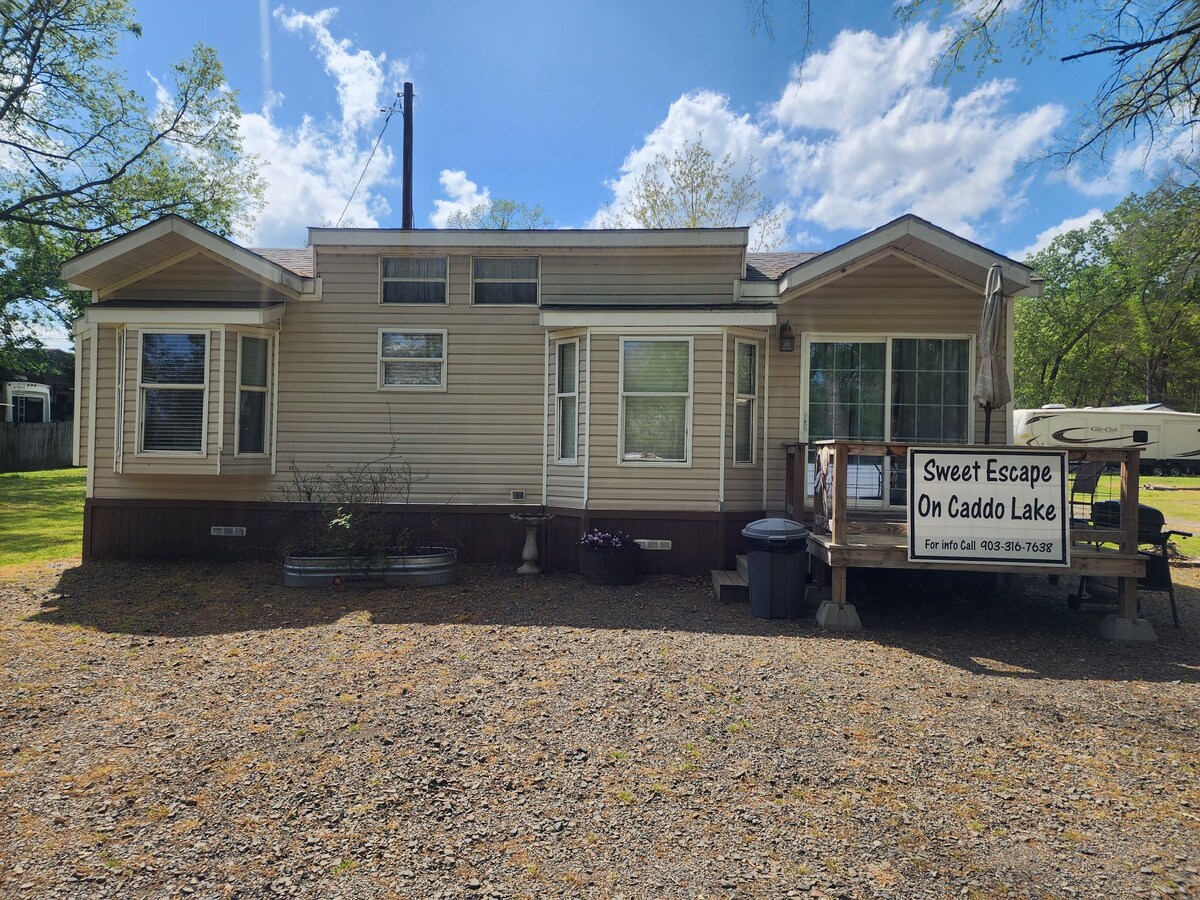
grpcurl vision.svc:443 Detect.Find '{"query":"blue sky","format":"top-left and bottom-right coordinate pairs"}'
top-left (116, 0), bottom-right (1172, 258)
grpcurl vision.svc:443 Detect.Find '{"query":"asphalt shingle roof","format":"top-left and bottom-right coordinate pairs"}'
top-left (251, 247), bottom-right (315, 277)
top-left (744, 251), bottom-right (820, 281)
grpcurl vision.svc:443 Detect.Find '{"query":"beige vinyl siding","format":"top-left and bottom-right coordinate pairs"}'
top-left (90, 252), bottom-right (545, 502)
top-left (723, 332), bottom-right (768, 511)
top-left (540, 251), bottom-right (743, 305)
top-left (75, 332), bottom-right (91, 469)
top-left (111, 253), bottom-right (294, 303)
top-left (764, 255), bottom-right (988, 512)
top-left (586, 333), bottom-right (721, 511)
top-left (91, 327), bottom-right (117, 482)
top-left (546, 334), bottom-right (585, 508)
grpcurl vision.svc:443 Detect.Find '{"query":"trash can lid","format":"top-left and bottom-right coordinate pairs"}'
top-left (741, 517), bottom-right (809, 541)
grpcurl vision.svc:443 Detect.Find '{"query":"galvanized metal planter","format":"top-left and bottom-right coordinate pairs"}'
top-left (283, 548), bottom-right (458, 587)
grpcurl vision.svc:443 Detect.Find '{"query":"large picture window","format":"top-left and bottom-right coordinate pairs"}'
top-left (379, 330), bottom-right (446, 389)
top-left (139, 331), bottom-right (207, 453)
top-left (556, 340), bottom-right (579, 463)
top-left (472, 257), bottom-right (539, 305)
top-left (804, 334), bottom-right (971, 508)
top-left (380, 256), bottom-right (448, 304)
top-left (236, 335), bottom-right (271, 455)
top-left (734, 341), bottom-right (757, 464)
top-left (620, 338), bottom-right (691, 463)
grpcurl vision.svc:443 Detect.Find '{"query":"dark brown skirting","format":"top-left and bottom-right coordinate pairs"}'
top-left (82, 499), bottom-right (765, 575)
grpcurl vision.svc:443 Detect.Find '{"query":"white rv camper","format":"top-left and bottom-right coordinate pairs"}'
top-left (1012, 404), bottom-right (1200, 475)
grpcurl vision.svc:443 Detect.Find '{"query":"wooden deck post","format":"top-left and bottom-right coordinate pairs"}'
top-left (1117, 448), bottom-right (1140, 621)
top-left (831, 565), bottom-right (847, 608)
top-left (831, 444), bottom-right (848, 546)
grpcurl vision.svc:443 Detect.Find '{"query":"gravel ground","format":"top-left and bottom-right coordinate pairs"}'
top-left (1, 559), bottom-right (1198, 899)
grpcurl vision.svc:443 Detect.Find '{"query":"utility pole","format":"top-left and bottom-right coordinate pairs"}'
top-left (402, 81), bottom-right (414, 230)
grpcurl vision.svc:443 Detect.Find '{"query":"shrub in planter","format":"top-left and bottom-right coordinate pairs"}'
top-left (274, 444), bottom-right (457, 587)
top-left (579, 528), bottom-right (640, 585)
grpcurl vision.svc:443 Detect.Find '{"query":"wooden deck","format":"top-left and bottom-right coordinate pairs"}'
top-left (799, 441), bottom-right (1147, 624)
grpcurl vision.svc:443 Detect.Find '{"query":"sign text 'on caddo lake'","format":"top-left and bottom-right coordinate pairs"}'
top-left (907, 448), bottom-right (1070, 567)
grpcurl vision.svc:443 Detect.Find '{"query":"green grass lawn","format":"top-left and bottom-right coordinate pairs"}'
top-left (0, 468), bottom-right (86, 566)
top-left (1086, 474), bottom-right (1200, 557)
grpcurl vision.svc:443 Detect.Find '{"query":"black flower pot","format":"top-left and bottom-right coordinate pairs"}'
top-left (579, 545), bottom-right (640, 585)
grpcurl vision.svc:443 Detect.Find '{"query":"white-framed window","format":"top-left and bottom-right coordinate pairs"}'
top-left (555, 339), bottom-right (579, 463)
top-left (236, 334), bottom-right (271, 455)
top-left (138, 330), bottom-right (208, 454)
top-left (380, 256), bottom-right (448, 304)
top-left (472, 257), bottom-right (539, 305)
top-left (734, 340), bottom-right (757, 465)
top-left (803, 332), bottom-right (973, 508)
top-left (619, 337), bottom-right (692, 464)
top-left (378, 329), bottom-right (447, 390)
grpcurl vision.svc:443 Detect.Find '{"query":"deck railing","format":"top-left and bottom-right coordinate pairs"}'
top-left (797, 439), bottom-right (1144, 618)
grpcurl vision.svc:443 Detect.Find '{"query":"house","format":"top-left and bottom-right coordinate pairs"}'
top-left (2, 349), bottom-right (75, 423)
top-left (63, 213), bottom-right (1041, 571)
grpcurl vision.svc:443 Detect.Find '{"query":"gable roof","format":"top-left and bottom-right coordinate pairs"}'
top-left (773, 214), bottom-right (1040, 298)
top-left (61, 215), bottom-right (311, 298)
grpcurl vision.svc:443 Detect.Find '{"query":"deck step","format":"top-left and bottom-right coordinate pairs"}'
top-left (736, 554), bottom-right (748, 580)
top-left (711, 569), bottom-right (749, 603)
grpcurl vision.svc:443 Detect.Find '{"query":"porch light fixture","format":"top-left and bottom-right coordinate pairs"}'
top-left (778, 321), bottom-right (795, 352)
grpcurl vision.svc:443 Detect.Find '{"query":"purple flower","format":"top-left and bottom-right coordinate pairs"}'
top-left (579, 528), bottom-right (637, 550)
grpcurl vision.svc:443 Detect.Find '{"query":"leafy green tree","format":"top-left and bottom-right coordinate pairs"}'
top-left (0, 0), bottom-right (263, 370)
top-left (1015, 174), bottom-right (1200, 407)
top-left (445, 199), bottom-right (553, 229)
top-left (749, 0), bottom-right (1200, 162)
top-left (601, 133), bottom-right (788, 250)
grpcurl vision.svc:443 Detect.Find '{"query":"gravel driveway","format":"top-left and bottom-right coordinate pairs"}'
top-left (1, 560), bottom-right (1198, 899)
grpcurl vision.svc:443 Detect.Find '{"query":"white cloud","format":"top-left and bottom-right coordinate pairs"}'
top-left (429, 170), bottom-right (489, 227)
top-left (274, 6), bottom-right (403, 132)
top-left (594, 23), bottom-right (1066, 246)
top-left (773, 24), bottom-right (1065, 236)
top-left (238, 7), bottom-right (408, 245)
top-left (590, 90), bottom-right (797, 247)
top-left (1009, 208), bottom-right (1103, 260)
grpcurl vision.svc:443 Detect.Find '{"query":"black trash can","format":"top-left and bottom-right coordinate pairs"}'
top-left (741, 518), bottom-right (809, 619)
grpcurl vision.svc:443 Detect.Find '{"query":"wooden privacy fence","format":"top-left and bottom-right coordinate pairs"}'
top-left (0, 422), bottom-right (74, 471)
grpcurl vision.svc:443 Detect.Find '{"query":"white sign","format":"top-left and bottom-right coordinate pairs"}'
top-left (907, 448), bottom-right (1070, 567)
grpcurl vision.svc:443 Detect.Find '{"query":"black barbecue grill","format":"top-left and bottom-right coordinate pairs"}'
top-left (1069, 499), bottom-right (1190, 626)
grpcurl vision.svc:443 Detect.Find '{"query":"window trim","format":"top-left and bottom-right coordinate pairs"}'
top-left (799, 331), bottom-right (976, 509)
top-left (733, 339), bottom-right (758, 466)
top-left (470, 255), bottom-right (541, 307)
top-left (377, 328), bottom-right (448, 392)
top-left (379, 254), bottom-right (450, 305)
top-left (135, 328), bottom-right (210, 457)
top-left (234, 332), bottom-right (272, 457)
top-left (554, 338), bottom-right (580, 465)
top-left (617, 335), bottom-right (693, 467)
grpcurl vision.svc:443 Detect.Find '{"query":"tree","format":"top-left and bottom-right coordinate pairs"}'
top-left (445, 199), bottom-right (553, 229)
top-left (1015, 173), bottom-right (1200, 407)
top-left (0, 0), bottom-right (263, 370)
top-left (748, 0), bottom-right (1200, 163)
top-left (602, 133), bottom-right (788, 250)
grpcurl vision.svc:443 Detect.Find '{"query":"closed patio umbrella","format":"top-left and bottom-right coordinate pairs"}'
top-left (974, 263), bottom-right (1012, 444)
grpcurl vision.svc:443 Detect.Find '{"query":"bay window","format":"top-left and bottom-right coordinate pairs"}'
top-left (236, 335), bottom-right (271, 455)
top-left (556, 340), bottom-right (579, 463)
top-left (139, 331), bottom-right (207, 454)
top-left (734, 341), bottom-right (757, 464)
top-left (620, 337), bottom-right (691, 463)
